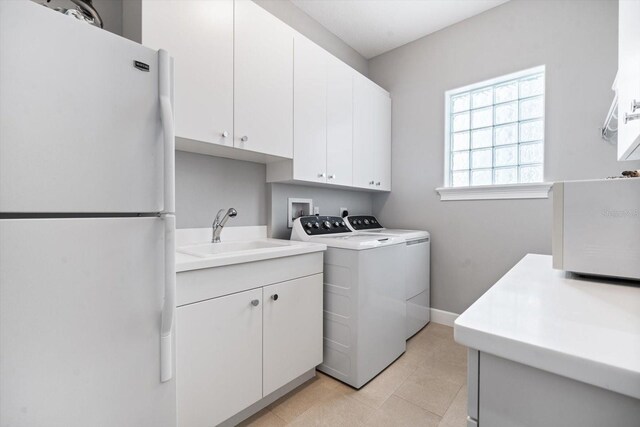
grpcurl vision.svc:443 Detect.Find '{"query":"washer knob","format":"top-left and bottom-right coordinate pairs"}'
top-left (333, 221), bottom-right (340, 227)
top-left (356, 220), bottom-right (362, 225)
top-left (323, 220), bottom-right (332, 229)
top-left (363, 219), bottom-right (370, 225)
top-left (305, 222), bottom-right (312, 229)
top-left (312, 222), bottom-right (320, 229)
top-left (339, 222), bottom-right (345, 227)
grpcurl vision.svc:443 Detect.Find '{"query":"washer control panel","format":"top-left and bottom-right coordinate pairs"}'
top-left (347, 215), bottom-right (384, 230)
top-left (298, 216), bottom-right (349, 235)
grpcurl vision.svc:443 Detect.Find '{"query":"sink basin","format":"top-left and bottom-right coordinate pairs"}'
top-left (178, 240), bottom-right (290, 258)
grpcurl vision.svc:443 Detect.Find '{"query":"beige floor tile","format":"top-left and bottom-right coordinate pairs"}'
top-left (367, 395), bottom-right (442, 427)
top-left (287, 392), bottom-right (373, 427)
top-left (422, 323), bottom-right (454, 341)
top-left (439, 386), bottom-right (468, 427)
top-left (394, 373), bottom-right (462, 416)
top-left (269, 376), bottom-right (341, 423)
top-left (414, 355), bottom-right (467, 387)
top-left (236, 409), bottom-right (286, 427)
top-left (349, 354), bottom-right (417, 409)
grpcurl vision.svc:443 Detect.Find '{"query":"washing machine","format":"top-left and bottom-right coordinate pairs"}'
top-left (346, 215), bottom-right (430, 339)
top-left (291, 216), bottom-right (407, 389)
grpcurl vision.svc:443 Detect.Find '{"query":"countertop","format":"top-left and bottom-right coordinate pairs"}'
top-left (175, 226), bottom-right (326, 273)
top-left (454, 254), bottom-right (640, 399)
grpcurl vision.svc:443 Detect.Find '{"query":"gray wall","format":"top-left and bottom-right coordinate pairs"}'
top-left (368, 0), bottom-right (640, 315)
top-left (253, 0), bottom-right (368, 75)
top-left (268, 183), bottom-right (373, 239)
top-left (175, 152), bottom-right (267, 228)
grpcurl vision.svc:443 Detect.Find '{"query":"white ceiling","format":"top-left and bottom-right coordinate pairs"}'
top-left (291, 0), bottom-right (510, 59)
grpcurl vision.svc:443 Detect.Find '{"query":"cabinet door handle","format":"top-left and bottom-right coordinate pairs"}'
top-left (369, 180), bottom-right (375, 185)
top-left (271, 294), bottom-right (279, 301)
top-left (376, 182), bottom-right (381, 186)
top-left (632, 100), bottom-right (640, 113)
top-left (624, 112), bottom-right (640, 124)
top-left (222, 130), bottom-right (229, 138)
top-left (251, 299), bottom-right (260, 307)
top-left (241, 136), bottom-right (249, 142)
top-left (328, 174), bottom-right (336, 179)
top-left (318, 173), bottom-right (326, 178)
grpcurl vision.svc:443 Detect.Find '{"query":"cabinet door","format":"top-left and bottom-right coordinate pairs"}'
top-left (353, 74), bottom-right (376, 189)
top-left (263, 274), bottom-right (323, 396)
top-left (373, 88), bottom-right (392, 191)
top-left (235, 0), bottom-right (294, 158)
top-left (618, 0), bottom-right (640, 160)
top-left (293, 35), bottom-right (328, 183)
top-left (141, 0), bottom-right (234, 147)
top-left (177, 289), bottom-right (262, 427)
top-left (327, 56), bottom-right (354, 187)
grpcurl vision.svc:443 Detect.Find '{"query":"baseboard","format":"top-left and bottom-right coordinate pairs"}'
top-left (430, 308), bottom-right (459, 327)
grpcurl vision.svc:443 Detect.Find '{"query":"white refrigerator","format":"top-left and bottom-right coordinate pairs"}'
top-left (0, 1), bottom-right (177, 426)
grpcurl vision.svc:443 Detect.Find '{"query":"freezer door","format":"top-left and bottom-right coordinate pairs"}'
top-left (0, 217), bottom-right (176, 427)
top-left (0, 0), bottom-right (167, 213)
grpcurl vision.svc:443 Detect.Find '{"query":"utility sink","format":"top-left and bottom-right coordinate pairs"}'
top-left (178, 240), bottom-right (290, 258)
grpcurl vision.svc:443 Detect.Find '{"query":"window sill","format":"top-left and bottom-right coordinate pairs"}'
top-left (435, 182), bottom-right (553, 201)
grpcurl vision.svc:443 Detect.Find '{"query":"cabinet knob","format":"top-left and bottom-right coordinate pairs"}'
top-left (251, 299), bottom-right (260, 307)
top-left (369, 181), bottom-right (375, 185)
top-left (632, 100), bottom-right (640, 113)
top-left (271, 294), bottom-right (279, 301)
top-left (318, 173), bottom-right (326, 178)
top-left (376, 182), bottom-right (381, 186)
top-left (328, 174), bottom-right (336, 179)
top-left (241, 136), bottom-right (249, 142)
top-left (222, 130), bottom-right (229, 138)
top-left (624, 112), bottom-right (640, 124)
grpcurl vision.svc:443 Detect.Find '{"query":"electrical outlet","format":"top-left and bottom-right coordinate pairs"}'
top-left (340, 207), bottom-right (348, 218)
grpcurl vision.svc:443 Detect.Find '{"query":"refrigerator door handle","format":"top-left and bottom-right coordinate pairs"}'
top-left (159, 49), bottom-right (175, 214)
top-left (160, 214), bottom-right (176, 382)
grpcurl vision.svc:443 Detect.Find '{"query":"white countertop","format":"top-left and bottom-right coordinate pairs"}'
top-left (454, 254), bottom-right (640, 399)
top-left (175, 226), bottom-right (326, 273)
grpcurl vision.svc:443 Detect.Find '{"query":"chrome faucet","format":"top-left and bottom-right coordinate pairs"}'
top-left (212, 208), bottom-right (237, 243)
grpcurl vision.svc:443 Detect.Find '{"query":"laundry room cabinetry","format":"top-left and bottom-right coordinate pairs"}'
top-left (175, 254), bottom-right (323, 426)
top-left (617, 0), bottom-right (640, 160)
top-left (353, 74), bottom-right (392, 191)
top-left (123, 0), bottom-right (293, 162)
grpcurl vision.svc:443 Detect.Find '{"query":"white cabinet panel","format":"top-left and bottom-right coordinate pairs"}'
top-left (235, 0), bottom-right (294, 158)
top-left (263, 274), bottom-right (323, 396)
top-left (618, 0), bottom-right (640, 160)
top-left (177, 289), bottom-right (263, 427)
top-left (327, 57), bottom-right (354, 187)
top-left (353, 74), bottom-right (392, 191)
top-left (139, 0), bottom-right (234, 148)
top-left (293, 36), bottom-right (328, 183)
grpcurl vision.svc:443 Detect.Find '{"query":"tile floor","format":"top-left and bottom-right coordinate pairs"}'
top-left (239, 323), bottom-right (468, 427)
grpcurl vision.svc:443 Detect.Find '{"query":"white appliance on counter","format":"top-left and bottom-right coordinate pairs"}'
top-left (553, 178), bottom-right (640, 281)
top-left (346, 215), bottom-right (431, 339)
top-left (0, 1), bottom-right (176, 426)
top-left (291, 216), bottom-right (407, 389)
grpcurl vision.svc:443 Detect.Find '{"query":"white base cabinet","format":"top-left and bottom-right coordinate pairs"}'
top-left (176, 255), bottom-right (323, 427)
top-left (466, 350), bottom-right (640, 427)
top-left (177, 288), bottom-right (263, 427)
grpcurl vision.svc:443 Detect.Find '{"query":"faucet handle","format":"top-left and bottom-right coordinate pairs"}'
top-left (213, 208), bottom-right (226, 226)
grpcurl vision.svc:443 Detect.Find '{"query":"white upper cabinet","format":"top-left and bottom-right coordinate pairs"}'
top-left (326, 56), bottom-right (354, 187)
top-left (293, 35), bottom-right (328, 183)
top-left (234, 0), bottom-right (294, 158)
top-left (618, 0), bottom-right (640, 160)
top-left (353, 74), bottom-right (392, 191)
top-left (127, 0), bottom-right (234, 147)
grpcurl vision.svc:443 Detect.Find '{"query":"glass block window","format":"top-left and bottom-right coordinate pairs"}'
top-left (445, 66), bottom-right (545, 187)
